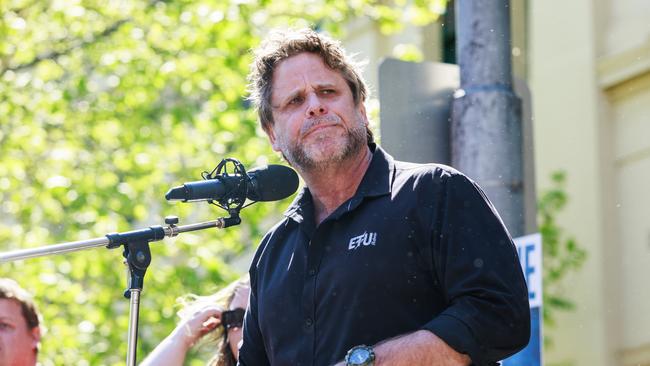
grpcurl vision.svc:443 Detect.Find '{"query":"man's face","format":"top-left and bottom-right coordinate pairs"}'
top-left (0, 299), bottom-right (40, 366)
top-left (267, 52), bottom-right (368, 172)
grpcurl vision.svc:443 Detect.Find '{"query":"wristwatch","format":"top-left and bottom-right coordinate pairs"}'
top-left (345, 345), bottom-right (375, 366)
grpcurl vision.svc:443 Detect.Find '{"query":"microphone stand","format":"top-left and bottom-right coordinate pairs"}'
top-left (0, 211), bottom-right (242, 366)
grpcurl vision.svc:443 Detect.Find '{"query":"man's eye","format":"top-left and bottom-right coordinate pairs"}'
top-left (288, 96), bottom-right (304, 105)
top-left (321, 89), bottom-right (335, 95)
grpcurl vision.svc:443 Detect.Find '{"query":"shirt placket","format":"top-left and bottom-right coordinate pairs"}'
top-left (301, 225), bottom-right (327, 366)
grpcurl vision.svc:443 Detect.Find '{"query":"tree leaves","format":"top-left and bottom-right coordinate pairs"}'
top-left (538, 171), bottom-right (587, 348)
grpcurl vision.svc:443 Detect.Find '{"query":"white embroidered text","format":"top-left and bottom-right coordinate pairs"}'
top-left (348, 232), bottom-right (378, 250)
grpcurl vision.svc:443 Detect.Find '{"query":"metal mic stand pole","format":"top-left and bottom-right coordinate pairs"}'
top-left (0, 213), bottom-right (242, 366)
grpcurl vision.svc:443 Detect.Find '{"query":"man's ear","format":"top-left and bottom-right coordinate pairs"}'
top-left (30, 326), bottom-right (41, 349)
top-left (357, 103), bottom-right (369, 127)
top-left (264, 125), bottom-right (281, 152)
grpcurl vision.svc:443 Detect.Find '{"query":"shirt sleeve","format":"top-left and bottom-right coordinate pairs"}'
top-left (237, 265), bottom-right (270, 366)
top-left (421, 172), bottom-right (530, 365)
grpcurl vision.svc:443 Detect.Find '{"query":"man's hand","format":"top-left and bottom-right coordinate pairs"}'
top-left (334, 330), bottom-right (471, 366)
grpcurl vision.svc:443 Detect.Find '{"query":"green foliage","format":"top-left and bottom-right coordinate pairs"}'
top-left (539, 171), bottom-right (587, 348)
top-left (0, 1), bottom-right (446, 364)
top-left (391, 43), bottom-right (425, 62)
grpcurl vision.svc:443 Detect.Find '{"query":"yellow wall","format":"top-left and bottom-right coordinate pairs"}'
top-left (531, 0), bottom-right (650, 365)
top-left (529, 0), bottom-right (609, 364)
top-left (605, 72), bottom-right (650, 366)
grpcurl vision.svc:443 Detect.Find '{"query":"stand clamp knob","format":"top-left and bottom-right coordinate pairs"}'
top-left (165, 216), bottom-right (179, 225)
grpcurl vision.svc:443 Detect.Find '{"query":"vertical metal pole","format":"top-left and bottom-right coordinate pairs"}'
top-left (452, 0), bottom-right (525, 237)
top-left (126, 289), bottom-right (141, 366)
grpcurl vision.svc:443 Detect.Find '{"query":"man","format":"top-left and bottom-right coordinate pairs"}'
top-left (0, 278), bottom-right (41, 366)
top-left (239, 28), bottom-right (530, 366)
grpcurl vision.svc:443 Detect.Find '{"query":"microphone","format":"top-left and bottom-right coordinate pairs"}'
top-left (165, 164), bottom-right (299, 203)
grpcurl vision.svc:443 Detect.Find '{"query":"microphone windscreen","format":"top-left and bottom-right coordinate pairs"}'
top-left (247, 165), bottom-right (299, 202)
top-left (165, 186), bottom-right (186, 201)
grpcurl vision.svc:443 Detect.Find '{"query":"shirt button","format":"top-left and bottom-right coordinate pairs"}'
top-left (305, 318), bottom-right (313, 327)
top-left (308, 269), bottom-right (316, 276)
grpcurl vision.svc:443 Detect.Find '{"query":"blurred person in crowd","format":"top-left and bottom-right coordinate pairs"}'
top-left (140, 276), bottom-right (249, 366)
top-left (0, 278), bottom-right (42, 366)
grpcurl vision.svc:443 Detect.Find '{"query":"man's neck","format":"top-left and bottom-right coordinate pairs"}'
top-left (300, 146), bottom-right (373, 225)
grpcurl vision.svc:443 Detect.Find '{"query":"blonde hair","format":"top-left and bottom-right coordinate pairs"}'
top-left (177, 275), bottom-right (250, 366)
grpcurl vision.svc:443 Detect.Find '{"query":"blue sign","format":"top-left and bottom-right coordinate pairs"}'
top-left (502, 233), bottom-right (543, 366)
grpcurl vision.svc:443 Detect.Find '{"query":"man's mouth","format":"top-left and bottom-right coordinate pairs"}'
top-left (303, 123), bottom-right (338, 138)
top-left (301, 116), bottom-right (342, 138)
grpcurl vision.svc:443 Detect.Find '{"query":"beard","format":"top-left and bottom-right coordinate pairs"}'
top-left (279, 114), bottom-right (367, 172)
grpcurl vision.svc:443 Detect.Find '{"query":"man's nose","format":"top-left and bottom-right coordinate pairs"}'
top-left (305, 93), bottom-right (327, 117)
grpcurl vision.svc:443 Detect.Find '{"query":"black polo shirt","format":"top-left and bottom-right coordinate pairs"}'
top-left (238, 145), bottom-right (530, 366)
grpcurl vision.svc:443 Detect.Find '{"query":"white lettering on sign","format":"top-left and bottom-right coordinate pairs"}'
top-left (514, 233), bottom-right (543, 308)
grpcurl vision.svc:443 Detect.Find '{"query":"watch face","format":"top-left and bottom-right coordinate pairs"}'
top-left (346, 345), bottom-right (374, 366)
top-left (350, 348), bottom-right (370, 363)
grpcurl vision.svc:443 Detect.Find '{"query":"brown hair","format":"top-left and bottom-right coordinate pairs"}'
top-left (248, 28), bottom-right (374, 144)
top-left (0, 278), bottom-right (41, 330)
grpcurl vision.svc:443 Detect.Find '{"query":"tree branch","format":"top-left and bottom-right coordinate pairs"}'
top-left (1, 18), bottom-right (131, 76)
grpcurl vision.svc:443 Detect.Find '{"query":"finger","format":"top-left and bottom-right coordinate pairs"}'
top-left (202, 316), bottom-right (222, 329)
top-left (193, 306), bottom-right (223, 321)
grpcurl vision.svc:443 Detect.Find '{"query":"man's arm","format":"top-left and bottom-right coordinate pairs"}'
top-left (334, 330), bottom-right (470, 366)
top-left (373, 330), bottom-right (470, 365)
top-left (421, 172), bottom-right (530, 364)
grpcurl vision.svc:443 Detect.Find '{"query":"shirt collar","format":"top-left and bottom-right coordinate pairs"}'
top-left (284, 144), bottom-right (394, 223)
